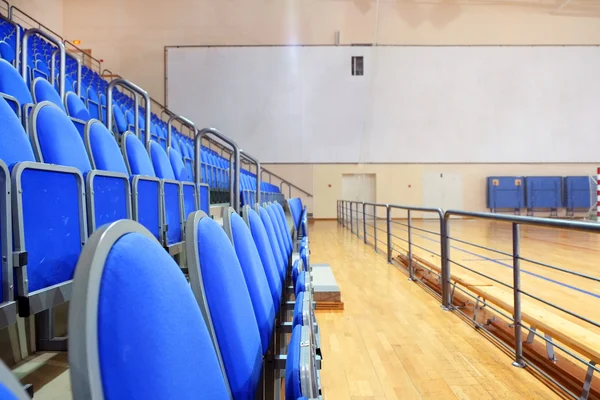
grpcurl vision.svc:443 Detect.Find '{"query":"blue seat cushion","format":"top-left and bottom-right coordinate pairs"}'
top-left (0, 59), bottom-right (32, 107)
top-left (98, 232), bottom-right (229, 399)
top-left (124, 133), bottom-right (156, 177)
top-left (258, 208), bottom-right (286, 282)
top-left (247, 209), bottom-right (283, 311)
top-left (88, 121), bottom-right (129, 175)
top-left (169, 148), bottom-right (190, 182)
top-left (295, 271), bottom-right (306, 297)
top-left (34, 103), bottom-right (92, 174)
top-left (293, 291), bottom-right (304, 327)
top-left (0, 97), bottom-right (35, 167)
top-left (66, 92), bottom-right (91, 121)
top-left (33, 78), bottom-right (66, 112)
top-left (285, 325), bottom-right (303, 400)
top-left (267, 206), bottom-right (289, 260)
top-left (196, 217), bottom-right (263, 399)
top-left (230, 212), bottom-right (275, 353)
top-left (150, 141), bottom-right (175, 180)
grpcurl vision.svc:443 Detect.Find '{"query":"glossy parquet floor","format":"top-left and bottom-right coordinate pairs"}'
top-left (312, 220), bottom-right (561, 399)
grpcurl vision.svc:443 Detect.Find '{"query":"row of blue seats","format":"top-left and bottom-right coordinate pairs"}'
top-left (0, 19), bottom-right (283, 206)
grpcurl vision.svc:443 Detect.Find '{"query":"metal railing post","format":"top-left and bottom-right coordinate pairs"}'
top-left (441, 213), bottom-right (451, 310)
top-left (356, 202), bottom-right (360, 238)
top-left (22, 29), bottom-right (65, 100)
top-left (373, 204), bottom-right (378, 253)
top-left (408, 210), bottom-right (414, 280)
top-left (350, 203), bottom-right (354, 234)
top-left (386, 205), bottom-right (392, 263)
top-left (363, 203), bottom-right (367, 244)
top-left (512, 223), bottom-right (525, 368)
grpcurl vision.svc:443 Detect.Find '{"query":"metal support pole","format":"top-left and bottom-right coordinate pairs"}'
top-left (363, 203), bottom-right (367, 244)
top-left (386, 205), bottom-right (392, 263)
top-left (356, 202), bottom-right (360, 238)
top-left (441, 214), bottom-right (451, 310)
top-left (408, 210), bottom-right (414, 280)
top-left (512, 223), bottom-right (525, 368)
top-left (373, 205), bottom-right (378, 253)
top-left (350, 203), bottom-right (354, 234)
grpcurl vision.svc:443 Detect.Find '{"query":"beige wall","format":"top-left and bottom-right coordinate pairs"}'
top-left (9, 0), bottom-right (63, 34)
top-left (60, 0), bottom-right (600, 103)
top-left (277, 163), bottom-right (597, 219)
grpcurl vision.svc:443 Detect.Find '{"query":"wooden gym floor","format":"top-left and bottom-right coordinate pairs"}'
top-left (312, 220), bottom-right (561, 399)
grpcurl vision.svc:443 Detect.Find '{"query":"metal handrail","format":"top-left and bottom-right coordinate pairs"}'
top-left (52, 48), bottom-right (81, 96)
top-left (22, 28), bottom-right (65, 100)
top-left (107, 78), bottom-right (151, 153)
top-left (167, 115), bottom-right (196, 150)
top-left (9, 6), bottom-right (62, 40)
top-left (260, 168), bottom-right (313, 198)
top-left (195, 128), bottom-right (240, 213)
top-left (240, 150), bottom-right (261, 206)
top-left (0, 14), bottom-right (18, 69)
top-left (64, 40), bottom-right (102, 74)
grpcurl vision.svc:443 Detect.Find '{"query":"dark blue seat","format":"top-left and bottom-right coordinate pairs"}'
top-left (244, 206), bottom-right (283, 311)
top-left (149, 141), bottom-right (184, 250)
top-left (0, 97), bottom-right (85, 328)
top-left (224, 209), bottom-right (275, 354)
top-left (68, 220), bottom-right (230, 399)
top-left (168, 146), bottom-right (198, 221)
top-left (121, 132), bottom-right (161, 241)
top-left (31, 103), bottom-right (131, 235)
top-left (185, 211), bottom-right (263, 399)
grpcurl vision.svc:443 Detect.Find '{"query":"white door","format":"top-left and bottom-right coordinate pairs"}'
top-left (422, 172), bottom-right (463, 213)
top-left (342, 174), bottom-right (376, 203)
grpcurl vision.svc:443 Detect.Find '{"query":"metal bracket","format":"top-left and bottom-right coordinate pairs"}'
top-left (525, 327), bottom-right (556, 362)
top-left (274, 354), bottom-right (287, 370)
top-left (580, 362), bottom-right (596, 400)
top-left (13, 251), bottom-right (28, 267)
top-left (279, 321), bottom-right (293, 334)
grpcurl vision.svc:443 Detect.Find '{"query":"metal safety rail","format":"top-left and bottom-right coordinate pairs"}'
top-left (337, 200), bottom-right (600, 400)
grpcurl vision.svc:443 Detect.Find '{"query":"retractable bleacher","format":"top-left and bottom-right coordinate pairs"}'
top-left (0, 9), bottom-right (323, 399)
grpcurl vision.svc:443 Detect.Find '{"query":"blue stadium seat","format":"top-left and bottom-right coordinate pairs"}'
top-left (32, 78), bottom-right (65, 112)
top-left (168, 146), bottom-right (198, 221)
top-left (149, 141), bottom-right (184, 251)
top-left (0, 59), bottom-right (33, 123)
top-left (121, 132), bottom-right (162, 241)
top-left (185, 211), bottom-right (263, 399)
top-left (0, 97), bottom-right (85, 355)
top-left (31, 102), bottom-right (130, 234)
top-left (244, 206), bottom-right (283, 311)
top-left (65, 91), bottom-right (91, 122)
top-left (68, 220), bottom-right (230, 399)
top-left (258, 206), bottom-right (287, 284)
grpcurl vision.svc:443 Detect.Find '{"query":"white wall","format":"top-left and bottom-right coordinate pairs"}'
top-left (168, 45), bottom-right (600, 163)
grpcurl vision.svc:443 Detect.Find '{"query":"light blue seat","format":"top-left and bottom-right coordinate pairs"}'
top-left (185, 211), bottom-right (262, 399)
top-left (269, 204), bottom-right (292, 258)
top-left (258, 207), bottom-right (286, 284)
top-left (0, 59), bottom-right (33, 122)
top-left (266, 205), bottom-right (290, 263)
top-left (68, 220), bottom-right (230, 400)
top-left (224, 209), bottom-right (276, 353)
top-left (32, 78), bottom-right (65, 112)
top-left (65, 91), bottom-right (92, 123)
top-left (86, 86), bottom-right (101, 120)
top-left (121, 132), bottom-right (161, 241)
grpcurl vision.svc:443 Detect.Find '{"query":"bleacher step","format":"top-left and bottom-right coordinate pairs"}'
top-left (311, 264), bottom-right (344, 311)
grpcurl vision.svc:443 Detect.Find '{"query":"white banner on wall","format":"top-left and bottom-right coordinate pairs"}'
top-left (166, 45), bottom-right (600, 163)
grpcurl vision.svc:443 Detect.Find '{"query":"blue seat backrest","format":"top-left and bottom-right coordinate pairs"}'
top-left (65, 92), bottom-right (91, 121)
top-left (150, 141), bottom-right (175, 180)
top-left (0, 97), bottom-right (35, 167)
top-left (0, 59), bottom-right (32, 107)
top-left (123, 133), bottom-right (156, 177)
top-left (286, 325), bottom-right (303, 400)
top-left (112, 105), bottom-right (127, 134)
top-left (86, 120), bottom-right (129, 175)
top-left (258, 207), bottom-right (286, 280)
top-left (32, 78), bottom-right (65, 112)
top-left (169, 148), bottom-right (190, 182)
top-left (229, 212), bottom-right (275, 354)
top-left (274, 203), bottom-right (293, 253)
top-left (289, 198), bottom-right (303, 230)
top-left (246, 209), bottom-right (282, 311)
top-left (95, 231), bottom-right (230, 399)
top-left (270, 204), bottom-right (291, 255)
top-left (31, 102), bottom-right (92, 174)
top-left (196, 216), bottom-right (262, 399)
top-left (266, 205), bottom-right (288, 258)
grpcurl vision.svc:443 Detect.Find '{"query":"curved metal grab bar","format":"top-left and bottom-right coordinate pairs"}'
top-left (240, 150), bottom-right (261, 206)
top-left (52, 48), bottom-right (81, 96)
top-left (22, 28), bottom-right (66, 100)
top-left (167, 115), bottom-right (196, 150)
top-left (106, 78), bottom-right (152, 153)
top-left (195, 128), bottom-right (241, 213)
